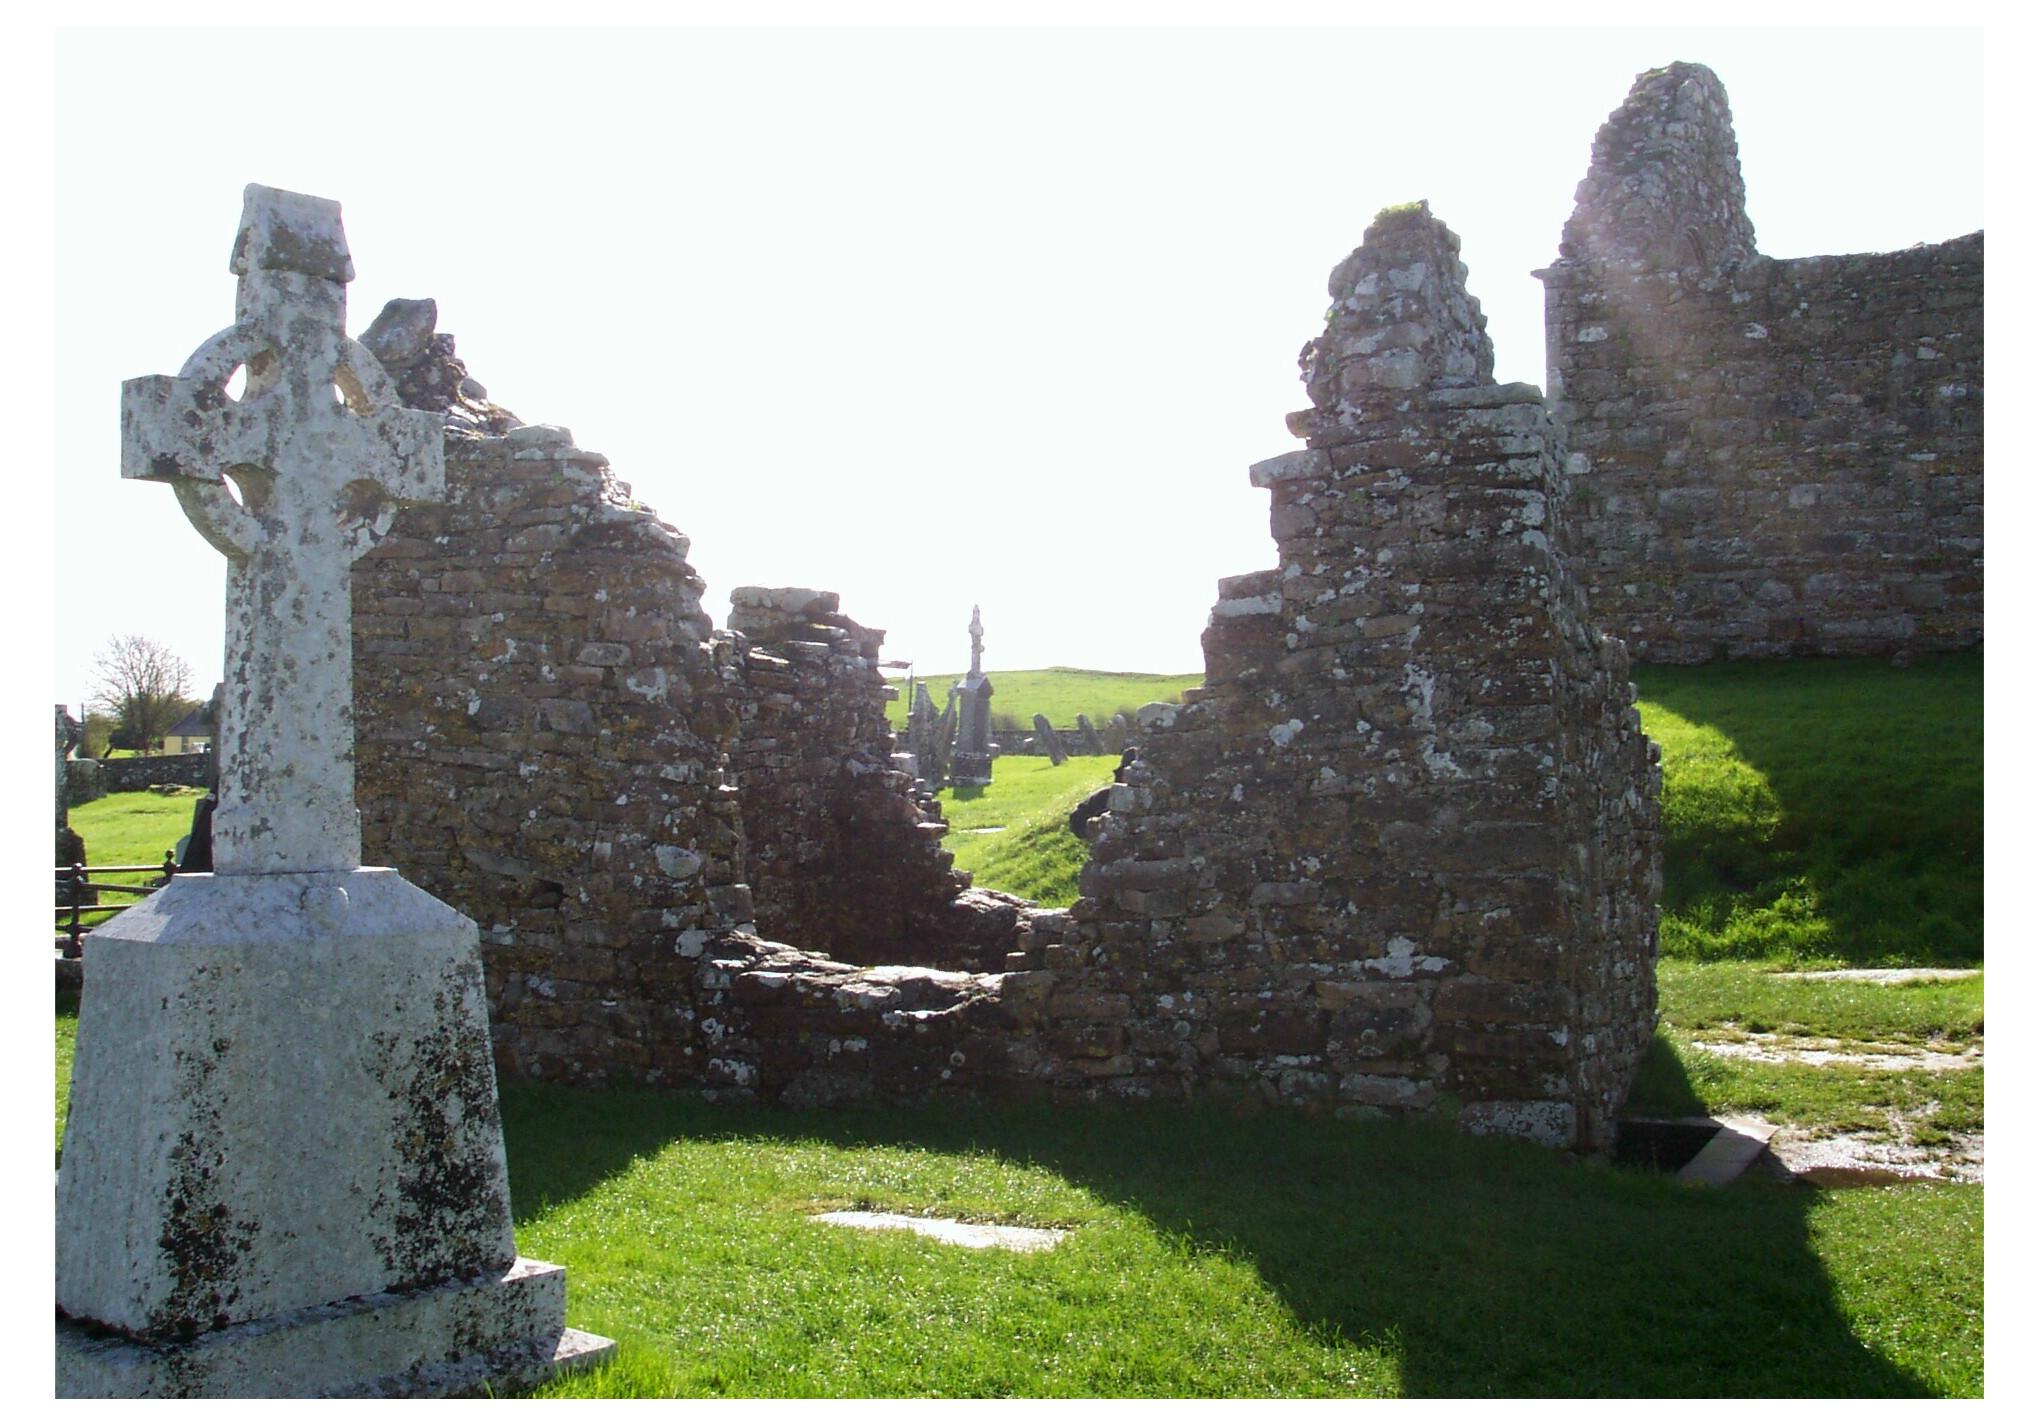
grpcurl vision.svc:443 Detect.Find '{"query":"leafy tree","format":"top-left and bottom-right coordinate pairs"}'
top-left (90, 635), bottom-right (197, 755)
top-left (79, 711), bottom-right (117, 760)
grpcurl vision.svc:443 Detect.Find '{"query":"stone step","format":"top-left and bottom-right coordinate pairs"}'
top-left (1676, 1115), bottom-right (1779, 1188)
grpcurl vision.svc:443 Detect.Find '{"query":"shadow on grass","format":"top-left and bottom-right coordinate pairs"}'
top-left (1621, 1033), bottom-right (1713, 1118)
top-left (499, 1079), bottom-right (1931, 1397)
top-left (1635, 652), bottom-right (1982, 968)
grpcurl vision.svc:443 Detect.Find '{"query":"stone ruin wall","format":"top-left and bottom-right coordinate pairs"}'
top-left (1036, 206), bottom-right (1660, 1149)
top-left (345, 58), bottom-right (1993, 1148)
top-left (382, 69), bottom-right (2044, 1146)
top-left (355, 423), bottom-right (753, 1087)
top-left (349, 202), bottom-right (1663, 1148)
top-left (726, 587), bottom-right (1024, 972)
top-left (684, 208), bottom-right (1661, 1149)
top-left (353, 316), bottom-right (1021, 1090)
top-left (1541, 63), bottom-right (1984, 664)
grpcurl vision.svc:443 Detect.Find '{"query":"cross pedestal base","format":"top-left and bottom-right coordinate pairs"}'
top-left (58, 1259), bottom-right (615, 1398)
top-left (55, 869), bottom-right (610, 1397)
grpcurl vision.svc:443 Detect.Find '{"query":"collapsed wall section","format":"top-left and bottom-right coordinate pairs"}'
top-left (1541, 62), bottom-right (1984, 663)
top-left (1048, 204), bottom-right (1661, 1149)
top-left (726, 587), bottom-right (1025, 971)
top-left (352, 310), bottom-right (1027, 1090)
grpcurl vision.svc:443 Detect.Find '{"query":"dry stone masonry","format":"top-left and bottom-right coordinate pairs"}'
top-left (354, 407), bottom-right (751, 1087)
top-left (1049, 204), bottom-right (1662, 1149)
top-left (1539, 63), bottom-right (1983, 663)
top-left (348, 213), bottom-right (1664, 1149)
top-left (727, 586), bottom-right (1024, 972)
top-left (352, 321), bottom-right (1021, 1086)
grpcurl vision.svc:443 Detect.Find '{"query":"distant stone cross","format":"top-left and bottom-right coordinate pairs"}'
top-left (121, 185), bottom-right (444, 874)
top-left (967, 604), bottom-right (985, 677)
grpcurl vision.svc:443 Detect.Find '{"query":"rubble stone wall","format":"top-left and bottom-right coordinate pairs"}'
top-left (726, 587), bottom-right (1023, 972)
top-left (354, 425), bottom-right (752, 1087)
top-left (1542, 63), bottom-right (1984, 663)
top-left (335, 59), bottom-right (1991, 1153)
top-left (351, 313), bottom-right (1023, 1092)
top-left (96, 754), bottom-right (209, 794)
top-left (346, 191), bottom-right (1675, 1150)
top-left (1033, 205), bottom-right (1661, 1150)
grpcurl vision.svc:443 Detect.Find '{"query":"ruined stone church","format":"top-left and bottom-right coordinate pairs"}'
top-left (349, 62), bottom-right (1981, 1152)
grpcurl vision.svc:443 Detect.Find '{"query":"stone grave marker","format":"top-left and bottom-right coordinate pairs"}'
top-left (55, 184), bottom-right (614, 1397)
top-left (905, 678), bottom-right (949, 786)
top-left (1031, 713), bottom-right (1068, 765)
top-left (948, 606), bottom-right (995, 786)
top-left (57, 704), bottom-right (85, 866)
top-left (1072, 713), bottom-right (1107, 755)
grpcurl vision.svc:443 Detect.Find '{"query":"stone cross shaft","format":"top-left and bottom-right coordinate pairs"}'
top-left (121, 185), bottom-right (444, 874)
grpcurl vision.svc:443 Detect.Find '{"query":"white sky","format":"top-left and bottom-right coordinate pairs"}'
top-left (44, 17), bottom-right (1986, 709)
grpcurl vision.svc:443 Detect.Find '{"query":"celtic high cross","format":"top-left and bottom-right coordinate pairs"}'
top-left (121, 185), bottom-right (444, 875)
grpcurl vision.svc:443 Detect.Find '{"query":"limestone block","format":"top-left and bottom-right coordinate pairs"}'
top-left (57, 870), bottom-right (515, 1340)
top-left (58, 1260), bottom-right (610, 1399)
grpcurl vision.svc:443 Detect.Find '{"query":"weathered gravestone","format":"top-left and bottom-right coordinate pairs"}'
top-left (905, 678), bottom-right (950, 787)
top-left (1031, 713), bottom-right (1068, 765)
top-left (57, 704), bottom-right (86, 866)
top-left (948, 606), bottom-right (995, 787)
top-left (55, 185), bottom-right (613, 1397)
top-left (1072, 713), bottom-right (1106, 756)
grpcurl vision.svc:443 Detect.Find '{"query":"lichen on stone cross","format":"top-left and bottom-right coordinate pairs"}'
top-left (120, 184), bottom-right (445, 875)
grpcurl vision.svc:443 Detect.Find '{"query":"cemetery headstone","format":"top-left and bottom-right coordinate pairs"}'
top-left (906, 678), bottom-right (950, 787)
top-left (57, 704), bottom-right (86, 866)
top-left (1073, 713), bottom-right (1106, 755)
top-left (55, 184), bottom-right (613, 1397)
top-left (1032, 713), bottom-right (1068, 765)
top-left (948, 606), bottom-right (995, 786)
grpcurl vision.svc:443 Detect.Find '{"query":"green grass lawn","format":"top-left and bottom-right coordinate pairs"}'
top-left (1635, 653), bottom-right (1981, 967)
top-left (940, 756), bottom-right (1120, 906)
top-left (68, 786), bottom-right (204, 867)
top-left (1629, 961), bottom-right (1985, 1144)
top-left (888, 668), bottom-right (1197, 732)
top-left (49, 1000), bottom-right (1983, 1398)
top-left (1656, 961), bottom-right (1982, 1050)
top-left (498, 1089), bottom-right (1978, 1397)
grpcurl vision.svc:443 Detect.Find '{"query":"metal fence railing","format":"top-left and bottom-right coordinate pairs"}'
top-left (55, 856), bottom-right (177, 957)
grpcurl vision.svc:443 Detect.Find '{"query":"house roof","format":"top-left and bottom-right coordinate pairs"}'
top-left (166, 706), bottom-right (213, 738)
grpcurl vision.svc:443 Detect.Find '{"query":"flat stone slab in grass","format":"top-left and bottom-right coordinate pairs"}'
top-left (813, 1212), bottom-right (1067, 1252)
top-left (1692, 1035), bottom-right (1981, 1072)
top-left (1774, 968), bottom-right (1981, 984)
top-left (1675, 1115), bottom-right (1777, 1188)
top-left (1765, 1124), bottom-right (1986, 1186)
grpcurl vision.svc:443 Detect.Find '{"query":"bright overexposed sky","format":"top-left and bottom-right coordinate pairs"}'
top-left (48, 17), bottom-right (1983, 708)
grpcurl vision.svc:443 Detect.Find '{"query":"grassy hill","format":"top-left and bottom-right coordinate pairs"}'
top-left (1635, 653), bottom-right (1981, 967)
top-left (887, 667), bottom-right (1198, 731)
top-left (939, 757), bottom-right (1122, 906)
